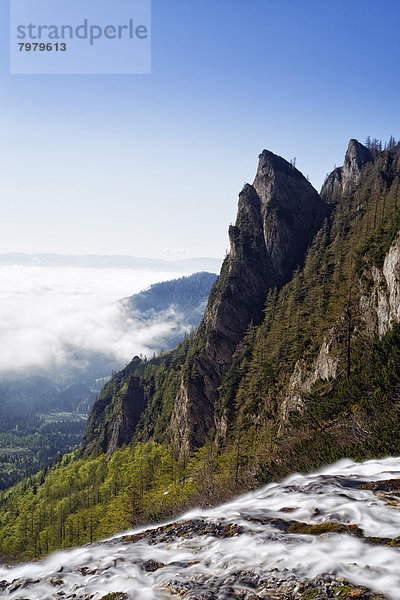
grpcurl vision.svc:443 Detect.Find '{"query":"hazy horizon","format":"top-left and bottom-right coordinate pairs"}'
top-left (0, 252), bottom-right (223, 268)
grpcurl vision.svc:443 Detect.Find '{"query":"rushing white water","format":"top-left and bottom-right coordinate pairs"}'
top-left (3, 457), bottom-right (400, 599)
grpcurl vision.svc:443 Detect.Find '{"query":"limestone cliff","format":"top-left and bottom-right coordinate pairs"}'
top-left (106, 376), bottom-right (146, 457)
top-left (281, 330), bottom-right (340, 421)
top-left (360, 234), bottom-right (400, 337)
top-left (281, 231), bottom-right (400, 426)
top-left (170, 151), bottom-right (328, 449)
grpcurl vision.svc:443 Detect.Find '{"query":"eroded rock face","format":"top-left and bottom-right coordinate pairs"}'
top-left (281, 330), bottom-right (340, 421)
top-left (360, 234), bottom-right (400, 337)
top-left (253, 151), bottom-right (327, 281)
top-left (342, 139), bottom-right (374, 188)
top-left (171, 151), bottom-right (328, 449)
top-left (283, 223), bottom-right (400, 423)
top-left (107, 376), bottom-right (147, 456)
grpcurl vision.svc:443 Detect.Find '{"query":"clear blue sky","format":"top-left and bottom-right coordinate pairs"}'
top-left (0, 0), bottom-right (399, 258)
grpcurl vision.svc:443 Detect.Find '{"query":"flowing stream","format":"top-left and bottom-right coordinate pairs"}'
top-left (2, 457), bottom-right (400, 599)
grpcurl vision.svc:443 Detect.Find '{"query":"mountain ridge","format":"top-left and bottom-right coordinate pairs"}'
top-left (0, 253), bottom-right (222, 273)
top-left (83, 137), bottom-right (400, 463)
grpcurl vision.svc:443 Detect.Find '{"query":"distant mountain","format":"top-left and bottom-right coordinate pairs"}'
top-left (0, 253), bottom-right (222, 273)
top-left (125, 272), bottom-right (218, 315)
top-left (122, 272), bottom-right (218, 351)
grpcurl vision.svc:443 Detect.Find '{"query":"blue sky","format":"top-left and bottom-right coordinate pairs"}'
top-left (0, 0), bottom-right (399, 258)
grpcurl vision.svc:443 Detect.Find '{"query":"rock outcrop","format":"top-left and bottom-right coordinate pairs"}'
top-left (360, 234), bottom-right (400, 337)
top-left (320, 139), bottom-right (374, 202)
top-left (82, 358), bottom-right (147, 456)
top-left (170, 150), bottom-right (328, 449)
top-left (320, 167), bottom-right (342, 203)
top-left (281, 330), bottom-right (340, 421)
top-left (342, 139), bottom-right (374, 188)
top-left (107, 376), bottom-right (146, 456)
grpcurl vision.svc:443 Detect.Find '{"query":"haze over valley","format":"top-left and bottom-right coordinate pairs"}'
top-left (0, 262), bottom-right (218, 488)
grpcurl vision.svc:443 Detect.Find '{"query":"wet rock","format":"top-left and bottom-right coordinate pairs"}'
top-left (76, 566), bottom-right (97, 576)
top-left (288, 522), bottom-right (352, 535)
top-left (142, 559), bottom-right (165, 572)
top-left (359, 479), bottom-right (400, 493)
top-left (47, 576), bottom-right (65, 586)
top-left (8, 577), bottom-right (39, 592)
top-left (163, 574), bottom-right (389, 600)
top-left (122, 519), bottom-right (244, 546)
top-left (168, 560), bottom-right (201, 568)
top-left (238, 572), bottom-right (260, 588)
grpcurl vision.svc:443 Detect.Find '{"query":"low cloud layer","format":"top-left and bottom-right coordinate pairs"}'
top-left (0, 265), bottom-right (192, 375)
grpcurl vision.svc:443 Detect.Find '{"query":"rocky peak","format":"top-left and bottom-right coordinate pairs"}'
top-left (253, 150), bottom-right (327, 281)
top-left (320, 139), bottom-right (374, 202)
top-left (82, 370), bottom-right (146, 457)
top-left (252, 150), bottom-right (302, 198)
top-left (342, 139), bottom-right (374, 188)
top-left (170, 149), bottom-right (328, 449)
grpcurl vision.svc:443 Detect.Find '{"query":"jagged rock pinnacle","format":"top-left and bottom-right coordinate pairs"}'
top-left (342, 139), bottom-right (374, 188)
top-left (320, 139), bottom-right (374, 202)
top-left (170, 149), bottom-right (328, 449)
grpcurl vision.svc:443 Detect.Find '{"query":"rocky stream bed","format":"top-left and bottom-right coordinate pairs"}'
top-left (2, 458), bottom-right (400, 600)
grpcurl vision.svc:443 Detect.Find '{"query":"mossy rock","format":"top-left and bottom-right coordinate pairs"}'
top-left (389, 536), bottom-right (400, 546)
top-left (335, 584), bottom-right (386, 600)
top-left (336, 586), bottom-right (353, 598)
top-left (289, 521), bottom-right (347, 535)
top-left (302, 588), bottom-right (320, 600)
top-left (359, 479), bottom-right (400, 492)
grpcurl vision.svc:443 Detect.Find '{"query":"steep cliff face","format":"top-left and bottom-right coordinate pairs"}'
top-left (320, 139), bottom-right (374, 202)
top-left (320, 167), bottom-right (342, 203)
top-left (281, 330), bottom-right (340, 421)
top-left (170, 151), bottom-right (328, 449)
top-left (106, 376), bottom-right (146, 456)
top-left (253, 151), bottom-right (328, 280)
top-left (342, 139), bottom-right (374, 188)
top-left (82, 359), bottom-right (146, 456)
